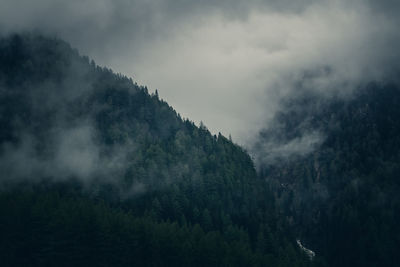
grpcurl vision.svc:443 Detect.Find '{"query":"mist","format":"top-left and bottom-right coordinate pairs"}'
top-left (1, 0), bottom-right (399, 165)
top-left (0, 38), bottom-right (135, 195)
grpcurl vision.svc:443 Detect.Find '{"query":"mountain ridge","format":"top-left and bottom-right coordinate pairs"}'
top-left (2, 32), bottom-right (399, 267)
top-left (0, 33), bottom-right (313, 266)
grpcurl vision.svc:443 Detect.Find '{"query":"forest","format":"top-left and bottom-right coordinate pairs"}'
top-left (0, 34), bottom-right (314, 266)
top-left (0, 33), bottom-right (399, 266)
top-left (254, 82), bottom-right (400, 267)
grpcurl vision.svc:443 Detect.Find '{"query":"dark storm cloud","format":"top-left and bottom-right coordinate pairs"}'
top-left (368, 0), bottom-right (400, 16)
top-left (0, 0), bottom-right (320, 59)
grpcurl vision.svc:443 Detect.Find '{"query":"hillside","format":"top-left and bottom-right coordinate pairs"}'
top-left (255, 83), bottom-right (400, 267)
top-left (0, 34), bottom-right (314, 266)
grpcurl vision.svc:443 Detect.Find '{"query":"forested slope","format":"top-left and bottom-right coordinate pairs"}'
top-left (0, 34), bottom-right (313, 266)
top-left (255, 83), bottom-right (400, 267)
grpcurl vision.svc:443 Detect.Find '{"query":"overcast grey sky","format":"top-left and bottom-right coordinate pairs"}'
top-left (1, 0), bottom-right (399, 144)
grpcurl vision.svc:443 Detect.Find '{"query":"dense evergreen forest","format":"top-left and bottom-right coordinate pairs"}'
top-left (254, 83), bottom-right (400, 266)
top-left (0, 34), bottom-right (314, 266)
top-left (1, 33), bottom-right (399, 267)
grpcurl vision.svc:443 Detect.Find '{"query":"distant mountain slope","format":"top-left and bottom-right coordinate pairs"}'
top-left (0, 34), bottom-right (312, 266)
top-left (255, 83), bottom-right (400, 267)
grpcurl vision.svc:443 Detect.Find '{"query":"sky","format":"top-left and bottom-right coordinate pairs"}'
top-left (1, 0), bottom-right (399, 144)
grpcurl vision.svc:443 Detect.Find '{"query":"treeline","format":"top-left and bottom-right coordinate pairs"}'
top-left (0, 34), bottom-right (314, 266)
top-left (0, 189), bottom-right (312, 267)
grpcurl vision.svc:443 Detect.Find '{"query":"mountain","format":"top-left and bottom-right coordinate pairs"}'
top-left (255, 83), bottom-right (400, 267)
top-left (3, 33), bottom-right (397, 267)
top-left (0, 34), bottom-right (313, 266)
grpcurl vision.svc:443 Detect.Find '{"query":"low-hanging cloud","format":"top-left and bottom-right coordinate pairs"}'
top-left (0, 124), bottom-right (100, 182)
top-left (253, 131), bottom-right (324, 166)
top-left (1, 0), bottom-right (399, 163)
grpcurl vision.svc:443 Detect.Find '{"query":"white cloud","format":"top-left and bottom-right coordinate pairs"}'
top-left (127, 2), bottom-right (397, 143)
